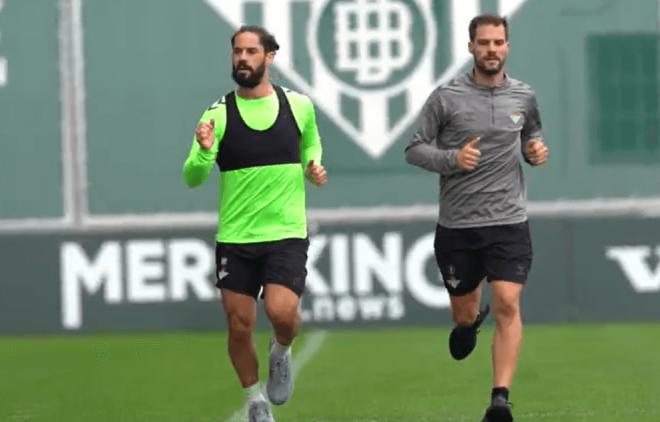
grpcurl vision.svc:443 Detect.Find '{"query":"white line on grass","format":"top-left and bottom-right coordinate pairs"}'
top-left (225, 330), bottom-right (327, 422)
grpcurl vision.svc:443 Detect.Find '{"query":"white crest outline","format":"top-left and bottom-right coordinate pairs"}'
top-left (205, 0), bottom-right (529, 158)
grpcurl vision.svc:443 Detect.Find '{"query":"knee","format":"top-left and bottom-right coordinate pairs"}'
top-left (265, 301), bottom-right (298, 329)
top-left (493, 298), bottom-right (520, 323)
top-left (227, 312), bottom-right (255, 341)
top-left (452, 308), bottom-right (479, 326)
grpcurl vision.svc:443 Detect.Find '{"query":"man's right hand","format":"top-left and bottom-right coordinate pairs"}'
top-left (456, 136), bottom-right (481, 171)
top-left (195, 119), bottom-right (215, 150)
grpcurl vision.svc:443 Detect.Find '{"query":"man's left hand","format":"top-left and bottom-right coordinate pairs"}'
top-left (305, 161), bottom-right (327, 186)
top-left (526, 139), bottom-right (548, 166)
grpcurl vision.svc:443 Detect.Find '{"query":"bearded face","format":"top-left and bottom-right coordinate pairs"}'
top-left (474, 51), bottom-right (505, 75)
top-left (469, 24), bottom-right (509, 76)
top-left (231, 59), bottom-right (266, 88)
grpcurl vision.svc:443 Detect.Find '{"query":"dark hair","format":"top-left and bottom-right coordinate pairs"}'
top-left (231, 25), bottom-right (280, 53)
top-left (468, 14), bottom-right (508, 41)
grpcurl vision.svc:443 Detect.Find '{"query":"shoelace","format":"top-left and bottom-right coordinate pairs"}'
top-left (260, 406), bottom-right (273, 418)
top-left (250, 402), bottom-right (272, 422)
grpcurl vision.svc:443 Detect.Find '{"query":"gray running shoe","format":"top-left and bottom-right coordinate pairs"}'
top-left (248, 399), bottom-right (275, 422)
top-left (266, 338), bottom-right (293, 405)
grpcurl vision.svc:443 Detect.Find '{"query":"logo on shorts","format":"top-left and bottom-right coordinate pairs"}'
top-left (218, 257), bottom-right (229, 280)
top-left (205, 0), bottom-right (530, 158)
top-left (446, 264), bottom-right (461, 289)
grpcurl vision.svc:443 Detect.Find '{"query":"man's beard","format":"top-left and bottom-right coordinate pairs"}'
top-left (231, 61), bottom-right (266, 88)
top-left (474, 55), bottom-right (505, 75)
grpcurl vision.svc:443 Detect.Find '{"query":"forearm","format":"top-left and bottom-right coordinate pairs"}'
top-left (301, 143), bottom-right (322, 167)
top-left (405, 142), bottom-right (460, 175)
top-left (182, 148), bottom-right (216, 187)
top-left (405, 89), bottom-right (458, 174)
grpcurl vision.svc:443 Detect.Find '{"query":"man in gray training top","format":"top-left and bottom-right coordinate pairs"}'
top-left (405, 14), bottom-right (548, 422)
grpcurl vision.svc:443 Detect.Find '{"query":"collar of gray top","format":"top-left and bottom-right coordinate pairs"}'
top-left (465, 70), bottom-right (511, 90)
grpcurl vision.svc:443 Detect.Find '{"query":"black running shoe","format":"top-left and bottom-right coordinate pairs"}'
top-left (482, 395), bottom-right (513, 422)
top-left (448, 305), bottom-right (490, 360)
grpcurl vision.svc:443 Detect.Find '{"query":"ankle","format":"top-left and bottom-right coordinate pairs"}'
top-left (491, 386), bottom-right (509, 402)
top-left (271, 339), bottom-right (291, 358)
top-left (244, 382), bottom-right (264, 403)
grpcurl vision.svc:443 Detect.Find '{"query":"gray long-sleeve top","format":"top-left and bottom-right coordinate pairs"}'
top-left (405, 72), bottom-right (544, 228)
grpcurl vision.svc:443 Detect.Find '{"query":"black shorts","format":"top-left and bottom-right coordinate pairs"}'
top-left (434, 222), bottom-right (533, 296)
top-left (215, 237), bottom-right (309, 299)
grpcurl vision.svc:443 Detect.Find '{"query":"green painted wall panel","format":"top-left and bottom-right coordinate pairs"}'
top-left (1, 0), bottom-right (658, 220)
top-left (0, 0), bottom-right (62, 219)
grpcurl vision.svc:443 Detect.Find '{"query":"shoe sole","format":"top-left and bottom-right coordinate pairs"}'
top-left (483, 406), bottom-right (513, 422)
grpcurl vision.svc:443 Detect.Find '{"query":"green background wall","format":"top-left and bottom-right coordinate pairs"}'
top-left (1, 0), bottom-right (658, 219)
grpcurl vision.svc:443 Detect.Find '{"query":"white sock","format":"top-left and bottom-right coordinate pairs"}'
top-left (271, 339), bottom-right (291, 358)
top-left (244, 383), bottom-right (264, 403)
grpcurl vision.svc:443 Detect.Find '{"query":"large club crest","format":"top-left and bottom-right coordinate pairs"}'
top-left (206, 0), bottom-right (528, 158)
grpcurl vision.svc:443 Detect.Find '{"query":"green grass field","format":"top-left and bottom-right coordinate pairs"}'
top-left (2, 323), bottom-right (659, 421)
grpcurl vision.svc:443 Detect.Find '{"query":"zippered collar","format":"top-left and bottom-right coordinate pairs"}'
top-left (462, 70), bottom-right (511, 91)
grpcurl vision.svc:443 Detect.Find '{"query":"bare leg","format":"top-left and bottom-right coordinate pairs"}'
top-left (490, 280), bottom-right (523, 388)
top-left (221, 289), bottom-right (258, 388)
top-left (449, 280), bottom-right (483, 326)
top-left (264, 284), bottom-right (301, 345)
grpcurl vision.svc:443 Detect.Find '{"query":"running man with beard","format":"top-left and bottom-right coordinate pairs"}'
top-left (405, 15), bottom-right (548, 422)
top-left (182, 25), bottom-right (327, 422)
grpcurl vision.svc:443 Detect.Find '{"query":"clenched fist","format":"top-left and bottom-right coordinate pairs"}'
top-left (305, 160), bottom-right (327, 186)
top-left (526, 139), bottom-right (548, 166)
top-left (195, 119), bottom-right (215, 150)
top-left (457, 136), bottom-right (481, 171)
